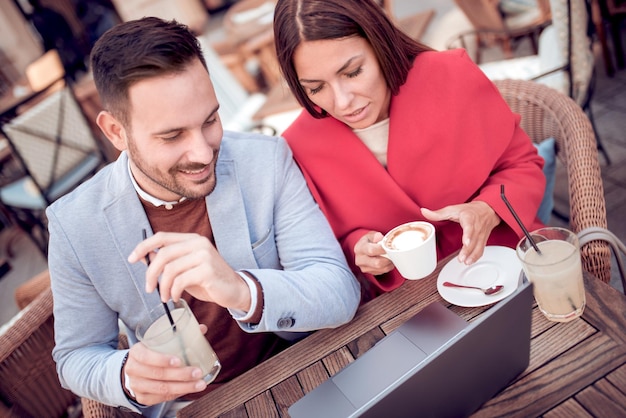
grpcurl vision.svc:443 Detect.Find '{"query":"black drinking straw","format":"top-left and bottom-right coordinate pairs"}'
top-left (142, 229), bottom-right (176, 331)
top-left (500, 184), bottom-right (542, 254)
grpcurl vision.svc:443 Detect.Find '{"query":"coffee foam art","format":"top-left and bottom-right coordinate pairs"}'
top-left (387, 229), bottom-right (427, 251)
top-left (381, 221), bottom-right (437, 280)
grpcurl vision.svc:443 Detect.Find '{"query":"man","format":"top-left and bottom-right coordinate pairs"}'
top-left (47, 17), bottom-right (360, 417)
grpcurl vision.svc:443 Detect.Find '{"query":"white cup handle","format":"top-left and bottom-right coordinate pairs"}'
top-left (378, 242), bottom-right (391, 260)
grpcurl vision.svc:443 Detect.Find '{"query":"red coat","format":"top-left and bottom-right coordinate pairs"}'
top-left (283, 49), bottom-right (545, 298)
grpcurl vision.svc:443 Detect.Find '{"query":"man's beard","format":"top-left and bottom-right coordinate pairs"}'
top-left (127, 134), bottom-right (219, 200)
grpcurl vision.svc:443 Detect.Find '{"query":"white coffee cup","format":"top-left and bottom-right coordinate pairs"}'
top-left (381, 221), bottom-right (437, 280)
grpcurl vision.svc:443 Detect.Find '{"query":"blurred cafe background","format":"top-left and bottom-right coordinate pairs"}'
top-left (0, 0), bottom-right (624, 416)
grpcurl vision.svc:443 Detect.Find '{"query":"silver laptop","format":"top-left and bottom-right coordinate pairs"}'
top-left (289, 279), bottom-right (533, 418)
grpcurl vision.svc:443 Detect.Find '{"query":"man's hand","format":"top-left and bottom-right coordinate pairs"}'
top-left (354, 231), bottom-right (394, 276)
top-left (128, 232), bottom-right (251, 311)
top-left (122, 342), bottom-right (207, 406)
top-left (421, 201), bottom-right (500, 265)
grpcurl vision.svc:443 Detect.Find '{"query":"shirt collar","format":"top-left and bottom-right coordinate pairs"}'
top-left (127, 160), bottom-right (186, 209)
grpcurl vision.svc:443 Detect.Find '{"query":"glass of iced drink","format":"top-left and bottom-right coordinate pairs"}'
top-left (516, 227), bottom-right (585, 322)
top-left (136, 299), bottom-right (221, 383)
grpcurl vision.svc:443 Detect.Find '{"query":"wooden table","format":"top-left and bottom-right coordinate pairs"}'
top-left (179, 253), bottom-right (626, 417)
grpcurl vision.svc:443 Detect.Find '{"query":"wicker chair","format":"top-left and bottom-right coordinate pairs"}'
top-left (14, 269), bottom-right (51, 310)
top-left (10, 269), bottom-right (138, 417)
top-left (0, 287), bottom-right (78, 417)
top-left (493, 78), bottom-right (611, 283)
top-left (81, 398), bottom-right (141, 418)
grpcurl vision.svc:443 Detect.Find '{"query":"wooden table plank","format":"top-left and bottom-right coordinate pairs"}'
top-left (543, 398), bottom-right (593, 418)
top-left (322, 346), bottom-right (355, 375)
top-left (472, 333), bottom-right (626, 417)
top-left (524, 315), bottom-right (596, 377)
top-left (296, 361), bottom-right (329, 394)
top-left (218, 404), bottom-right (247, 418)
top-left (575, 378), bottom-right (626, 417)
top-left (345, 327), bottom-right (385, 359)
top-left (528, 307), bottom-right (557, 338)
top-left (244, 391), bottom-right (279, 418)
top-left (579, 272), bottom-right (626, 345)
top-left (606, 363), bottom-right (626, 393)
top-left (270, 376), bottom-right (303, 418)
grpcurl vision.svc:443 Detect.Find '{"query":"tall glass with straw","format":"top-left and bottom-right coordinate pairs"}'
top-left (502, 185), bottom-right (585, 322)
top-left (135, 230), bottom-right (221, 383)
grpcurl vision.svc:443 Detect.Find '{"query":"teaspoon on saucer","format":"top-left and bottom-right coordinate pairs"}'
top-left (442, 281), bottom-right (504, 296)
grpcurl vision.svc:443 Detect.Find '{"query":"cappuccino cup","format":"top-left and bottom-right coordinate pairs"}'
top-left (381, 221), bottom-right (436, 280)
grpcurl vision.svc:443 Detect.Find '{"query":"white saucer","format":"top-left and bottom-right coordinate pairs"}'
top-left (437, 246), bottom-right (522, 307)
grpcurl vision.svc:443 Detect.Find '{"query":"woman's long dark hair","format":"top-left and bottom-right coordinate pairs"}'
top-left (273, 0), bottom-right (432, 118)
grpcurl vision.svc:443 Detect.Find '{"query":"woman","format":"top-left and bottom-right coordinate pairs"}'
top-left (273, 0), bottom-right (545, 300)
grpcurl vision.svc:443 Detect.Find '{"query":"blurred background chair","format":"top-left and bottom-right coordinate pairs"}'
top-left (478, 0), bottom-right (610, 165)
top-left (22, 50), bottom-right (112, 161)
top-left (0, 48), bottom-right (20, 96)
top-left (494, 78), bottom-right (612, 283)
top-left (24, 49), bottom-right (65, 93)
top-left (0, 286), bottom-right (79, 417)
top-left (0, 51), bottom-right (107, 255)
top-left (198, 33), bottom-right (302, 136)
top-left (197, 35), bottom-right (269, 132)
top-left (591, 0), bottom-right (626, 76)
top-left (14, 268), bottom-right (51, 310)
top-left (379, 0), bottom-right (436, 41)
top-left (450, 0), bottom-right (552, 63)
top-left (603, 0), bottom-right (626, 68)
top-left (209, 0), bottom-right (278, 95)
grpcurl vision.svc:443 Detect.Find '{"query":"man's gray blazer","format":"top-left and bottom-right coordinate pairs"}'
top-left (47, 131), bottom-right (360, 416)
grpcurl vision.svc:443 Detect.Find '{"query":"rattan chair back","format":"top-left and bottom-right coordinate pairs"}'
top-left (494, 79), bottom-right (611, 283)
top-left (0, 287), bottom-right (78, 416)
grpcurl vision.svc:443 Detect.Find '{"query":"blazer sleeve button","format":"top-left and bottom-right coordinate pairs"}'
top-left (277, 317), bottom-right (295, 328)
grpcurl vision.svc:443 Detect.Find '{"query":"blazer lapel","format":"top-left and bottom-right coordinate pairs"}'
top-left (207, 157), bottom-right (258, 267)
top-left (101, 153), bottom-right (158, 304)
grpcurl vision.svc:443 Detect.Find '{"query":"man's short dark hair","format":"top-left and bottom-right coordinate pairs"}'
top-left (91, 17), bottom-right (207, 125)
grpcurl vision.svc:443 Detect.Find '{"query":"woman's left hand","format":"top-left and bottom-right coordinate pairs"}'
top-left (421, 202), bottom-right (500, 265)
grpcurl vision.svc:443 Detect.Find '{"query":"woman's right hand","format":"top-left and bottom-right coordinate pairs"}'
top-left (354, 231), bottom-right (394, 276)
